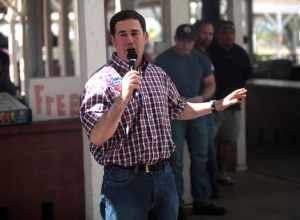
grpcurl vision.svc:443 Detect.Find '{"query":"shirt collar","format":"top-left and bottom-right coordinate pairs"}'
top-left (110, 52), bottom-right (149, 76)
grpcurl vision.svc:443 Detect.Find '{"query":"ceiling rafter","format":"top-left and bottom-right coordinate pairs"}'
top-left (0, 0), bottom-right (23, 16)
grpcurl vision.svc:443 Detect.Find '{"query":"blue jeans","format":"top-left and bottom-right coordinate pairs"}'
top-left (206, 115), bottom-right (218, 196)
top-left (172, 117), bottom-right (213, 205)
top-left (100, 162), bottom-right (179, 220)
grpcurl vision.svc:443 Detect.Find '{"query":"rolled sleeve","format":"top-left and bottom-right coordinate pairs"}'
top-left (80, 66), bottom-right (122, 137)
top-left (80, 74), bottom-right (115, 137)
top-left (80, 90), bottom-right (111, 137)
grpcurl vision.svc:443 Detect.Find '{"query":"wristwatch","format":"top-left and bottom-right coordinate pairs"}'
top-left (210, 100), bottom-right (217, 113)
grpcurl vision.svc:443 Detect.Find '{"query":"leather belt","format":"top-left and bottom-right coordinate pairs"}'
top-left (135, 160), bottom-right (167, 173)
top-left (106, 160), bottom-right (168, 174)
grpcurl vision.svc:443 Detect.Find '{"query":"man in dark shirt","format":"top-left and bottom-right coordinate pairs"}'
top-left (209, 20), bottom-right (251, 185)
top-left (194, 19), bottom-right (219, 199)
top-left (0, 47), bottom-right (16, 96)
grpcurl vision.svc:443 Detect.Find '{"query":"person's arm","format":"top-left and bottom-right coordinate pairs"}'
top-left (202, 74), bottom-right (216, 101)
top-left (177, 88), bottom-right (246, 120)
top-left (187, 74), bottom-right (216, 103)
top-left (90, 97), bottom-right (128, 146)
top-left (90, 70), bottom-right (141, 146)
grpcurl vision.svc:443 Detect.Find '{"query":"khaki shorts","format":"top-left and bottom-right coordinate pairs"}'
top-left (214, 109), bottom-right (241, 144)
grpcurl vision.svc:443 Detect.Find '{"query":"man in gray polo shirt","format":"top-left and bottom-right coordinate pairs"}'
top-left (155, 24), bottom-right (226, 219)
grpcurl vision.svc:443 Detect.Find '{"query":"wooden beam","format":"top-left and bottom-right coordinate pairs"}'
top-left (0, 0), bottom-right (23, 16)
top-left (43, 0), bottom-right (53, 77)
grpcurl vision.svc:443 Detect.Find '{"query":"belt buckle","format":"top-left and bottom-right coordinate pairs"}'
top-left (145, 164), bottom-right (151, 173)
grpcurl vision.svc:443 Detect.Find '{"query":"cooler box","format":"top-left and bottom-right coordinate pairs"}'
top-left (0, 92), bottom-right (31, 126)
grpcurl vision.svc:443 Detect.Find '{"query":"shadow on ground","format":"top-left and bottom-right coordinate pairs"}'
top-left (186, 171), bottom-right (300, 220)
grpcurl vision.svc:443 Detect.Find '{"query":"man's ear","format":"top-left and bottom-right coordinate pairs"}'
top-left (144, 32), bottom-right (149, 44)
top-left (174, 37), bottom-right (179, 44)
top-left (111, 35), bottom-right (116, 47)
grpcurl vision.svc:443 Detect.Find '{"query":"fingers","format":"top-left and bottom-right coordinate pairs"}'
top-left (220, 88), bottom-right (248, 111)
top-left (237, 88), bottom-right (247, 100)
top-left (229, 88), bottom-right (247, 100)
top-left (223, 88), bottom-right (247, 107)
top-left (230, 88), bottom-right (247, 96)
top-left (127, 70), bottom-right (141, 89)
top-left (237, 88), bottom-right (247, 96)
top-left (121, 70), bottom-right (142, 99)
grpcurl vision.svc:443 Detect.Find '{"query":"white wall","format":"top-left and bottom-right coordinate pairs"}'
top-left (170, 0), bottom-right (190, 44)
top-left (76, 0), bottom-right (106, 220)
top-left (228, 0), bottom-right (249, 50)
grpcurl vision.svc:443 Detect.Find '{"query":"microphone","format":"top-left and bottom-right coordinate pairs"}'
top-left (127, 48), bottom-right (139, 98)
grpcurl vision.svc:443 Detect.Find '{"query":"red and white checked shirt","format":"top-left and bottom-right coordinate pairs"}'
top-left (80, 53), bottom-right (186, 167)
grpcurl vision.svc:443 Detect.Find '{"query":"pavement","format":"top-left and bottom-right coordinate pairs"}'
top-left (184, 140), bottom-right (300, 220)
top-left (185, 170), bottom-right (300, 220)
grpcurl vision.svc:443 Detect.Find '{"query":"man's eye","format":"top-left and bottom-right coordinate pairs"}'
top-left (131, 32), bottom-right (139, 36)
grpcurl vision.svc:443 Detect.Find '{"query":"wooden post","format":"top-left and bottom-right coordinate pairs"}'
top-left (59, 0), bottom-right (73, 76)
top-left (76, 0), bottom-right (106, 219)
top-left (43, 0), bottom-right (53, 77)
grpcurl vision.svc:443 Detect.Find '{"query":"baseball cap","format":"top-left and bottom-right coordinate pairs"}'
top-left (218, 20), bottom-right (235, 33)
top-left (175, 24), bottom-right (196, 41)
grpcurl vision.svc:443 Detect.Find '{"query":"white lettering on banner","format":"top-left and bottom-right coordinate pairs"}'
top-left (29, 78), bottom-right (81, 121)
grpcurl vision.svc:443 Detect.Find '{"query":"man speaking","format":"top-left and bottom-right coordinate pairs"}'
top-left (80, 10), bottom-right (246, 220)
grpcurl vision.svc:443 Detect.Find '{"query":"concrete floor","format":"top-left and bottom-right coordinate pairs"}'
top-left (185, 170), bottom-right (300, 220)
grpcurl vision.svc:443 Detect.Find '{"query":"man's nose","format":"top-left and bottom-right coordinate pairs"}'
top-left (126, 34), bottom-right (134, 42)
top-left (183, 42), bottom-right (192, 48)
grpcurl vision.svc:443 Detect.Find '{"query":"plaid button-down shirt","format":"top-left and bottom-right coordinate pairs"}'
top-left (80, 53), bottom-right (186, 167)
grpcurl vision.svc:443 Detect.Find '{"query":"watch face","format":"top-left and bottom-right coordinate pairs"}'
top-left (211, 100), bottom-right (217, 112)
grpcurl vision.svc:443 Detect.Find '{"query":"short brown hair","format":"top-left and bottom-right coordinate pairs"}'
top-left (109, 10), bottom-right (146, 36)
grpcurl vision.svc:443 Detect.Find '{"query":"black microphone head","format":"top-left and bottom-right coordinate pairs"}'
top-left (127, 48), bottom-right (139, 98)
top-left (127, 48), bottom-right (137, 60)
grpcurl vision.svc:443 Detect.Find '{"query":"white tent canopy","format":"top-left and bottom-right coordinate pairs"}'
top-left (254, 0), bottom-right (300, 14)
